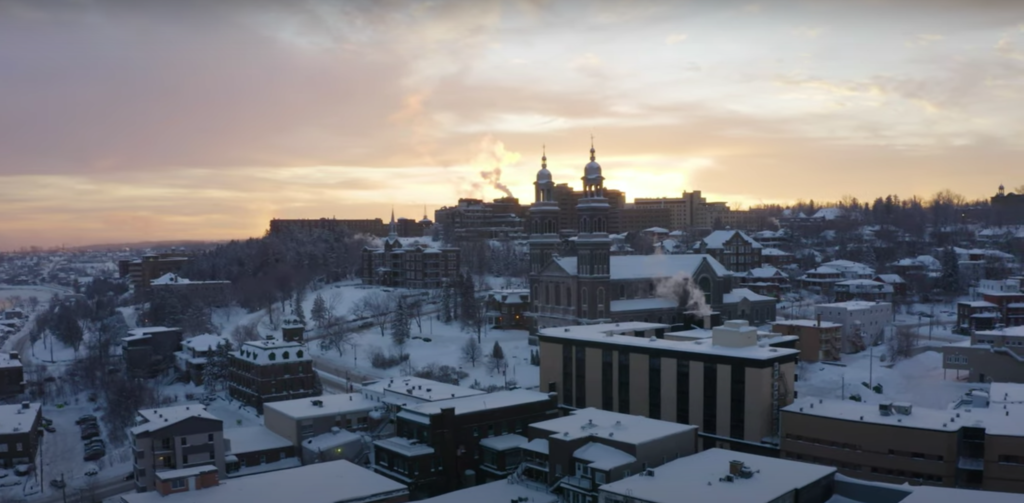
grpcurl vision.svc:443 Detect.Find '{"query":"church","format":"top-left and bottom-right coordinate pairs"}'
top-left (527, 144), bottom-right (775, 332)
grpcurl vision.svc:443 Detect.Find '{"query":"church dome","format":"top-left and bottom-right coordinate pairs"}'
top-left (584, 146), bottom-right (601, 178)
top-left (537, 153), bottom-right (553, 183)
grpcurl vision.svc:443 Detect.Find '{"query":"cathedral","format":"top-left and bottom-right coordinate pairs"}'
top-left (527, 144), bottom-right (776, 332)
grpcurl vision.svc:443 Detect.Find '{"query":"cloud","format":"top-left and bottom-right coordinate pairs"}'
top-left (791, 26), bottom-right (824, 38)
top-left (664, 33), bottom-right (688, 45)
top-left (906, 33), bottom-right (945, 47)
top-left (996, 35), bottom-right (1024, 60)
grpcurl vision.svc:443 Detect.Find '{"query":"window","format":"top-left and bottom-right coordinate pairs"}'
top-left (649, 356), bottom-right (661, 419)
top-left (703, 364), bottom-right (718, 435)
top-left (562, 345), bottom-right (574, 406)
top-left (268, 352), bottom-right (276, 361)
top-left (181, 437), bottom-right (187, 446)
top-left (171, 479), bottom-right (186, 489)
top-left (676, 359), bottom-right (690, 424)
top-left (183, 454), bottom-right (189, 464)
top-left (595, 471), bottom-right (606, 484)
top-left (15, 443), bottom-right (22, 452)
top-left (575, 345), bottom-right (587, 408)
top-left (207, 434), bottom-right (214, 442)
top-left (618, 351), bottom-right (631, 413)
top-left (602, 349), bottom-right (614, 411)
top-left (576, 462), bottom-right (591, 477)
top-left (730, 364), bottom-right (746, 439)
top-left (0, 445), bottom-right (7, 453)
top-left (473, 426), bottom-right (479, 437)
top-left (283, 351), bottom-right (290, 360)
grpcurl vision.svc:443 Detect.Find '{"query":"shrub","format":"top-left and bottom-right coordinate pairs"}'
top-left (413, 363), bottom-right (468, 385)
top-left (370, 348), bottom-right (409, 370)
top-left (421, 337), bottom-right (432, 342)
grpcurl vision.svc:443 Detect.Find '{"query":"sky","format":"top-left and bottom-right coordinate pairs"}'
top-left (1, 0), bottom-right (1023, 249)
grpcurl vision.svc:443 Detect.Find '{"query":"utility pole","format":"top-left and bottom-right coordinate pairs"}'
top-left (61, 473), bottom-right (67, 503)
top-left (929, 303), bottom-right (935, 341)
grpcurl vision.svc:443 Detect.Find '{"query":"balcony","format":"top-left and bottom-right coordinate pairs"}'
top-left (561, 475), bottom-right (593, 492)
top-left (523, 459), bottom-right (549, 472)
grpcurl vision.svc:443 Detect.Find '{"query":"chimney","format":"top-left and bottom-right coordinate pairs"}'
top-left (729, 460), bottom-right (744, 476)
top-left (816, 314), bottom-right (821, 328)
top-left (21, 401), bottom-right (29, 410)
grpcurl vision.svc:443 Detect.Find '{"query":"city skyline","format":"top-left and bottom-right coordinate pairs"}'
top-left (2, 0), bottom-right (1023, 248)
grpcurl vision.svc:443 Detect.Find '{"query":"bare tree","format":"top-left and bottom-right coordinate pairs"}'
top-left (357, 291), bottom-right (395, 337)
top-left (319, 313), bottom-right (355, 358)
top-left (407, 297), bottom-right (424, 333)
top-left (887, 326), bottom-right (918, 363)
top-left (230, 320), bottom-right (261, 346)
top-left (461, 336), bottom-right (482, 368)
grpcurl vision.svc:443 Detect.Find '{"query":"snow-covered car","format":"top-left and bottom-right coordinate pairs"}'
top-left (13, 464), bottom-right (32, 476)
top-left (0, 479), bottom-right (20, 488)
top-left (49, 479), bottom-right (66, 489)
top-left (83, 465), bottom-right (99, 477)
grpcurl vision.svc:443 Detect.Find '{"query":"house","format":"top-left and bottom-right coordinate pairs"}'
top-left (772, 319), bottom-right (843, 363)
top-left (754, 230), bottom-right (789, 249)
top-left (0, 352), bottom-right (24, 398)
top-left (874, 274), bottom-right (907, 297)
top-left (813, 301), bottom-right (892, 353)
top-left (263, 393), bottom-right (381, 447)
top-left (537, 321), bottom-right (799, 451)
top-left (484, 289), bottom-right (530, 329)
top-left (128, 404), bottom-right (226, 493)
top-left (820, 260), bottom-right (875, 279)
top-left (0, 402), bottom-right (41, 469)
top-left (942, 326), bottom-right (1024, 383)
top-left (175, 335), bottom-right (231, 386)
top-left (957, 300), bottom-right (1001, 333)
top-left (1, 309), bottom-right (25, 321)
top-left (972, 279), bottom-right (1024, 328)
top-left (739, 266), bottom-right (789, 299)
top-left (359, 377), bottom-right (485, 413)
top-left (372, 390), bottom-right (558, 498)
top-left (692, 230), bottom-right (764, 273)
top-left (228, 339), bottom-right (320, 413)
top-left (223, 426), bottom-right (296, 476)
top-left (833, 279), bottom-right (894, 303)
top-left (122, 327), bottom-right (184, 378)
top-left (119, 460), bottom-right (409, 503)
top-left (781, 384), bottom-right (1024, 493)
top-left (799, 267), bottom-right (844, 294)
top-left (761, 247), bottom-right (795, 268)
top-left (598, 448), bottom-right (837, 503)
top-left (519, 407), bottom-right (698, 502)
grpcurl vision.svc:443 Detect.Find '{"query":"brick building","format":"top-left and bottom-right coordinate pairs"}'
top-left (772, 319), bottom-right (843, 363)
top-left (263, 393), bottom-right (380, 446)
top-left (0, 352), bottom-right (24, 398)
top-left (118, 254), bottom-right (191, 289)
top-left (228, 339), bottom-right (319, 413)
top-left (361, 212), bottom-right (460, 289)
top-left (693, 230), bottom-right (764, 273)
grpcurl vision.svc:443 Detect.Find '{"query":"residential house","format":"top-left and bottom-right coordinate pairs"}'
top-left (175, 335), bottom-right (231, 386)
top-left (761, 247), bottom-right (795, 268)
top-left (799, 267), bottom-right (844, 295)
top-left (874, 274), bottom-right (907, 298)
top-left (957, 301), bottom-right (1001, 334)
top-left (972, 279), bottom-right (1024, 328)
top-left (0, 402), bottom-right (41, 469)
top-left (123, 327), bottom-right (184, 378)
top-left (484, 289), bottom-right (530, 329)
top-left (222, 426), bottom-right (295, 475)
top-left (820, 260), bottom-right (875, 279)
top-left (739, 266), bottom-right (789, 300)
top-left (693, 230), bottom-right (764, 273)
top-left (129, 404), bottom-right (225, 493)
top-left (833, 280), bottom-right (894, 303)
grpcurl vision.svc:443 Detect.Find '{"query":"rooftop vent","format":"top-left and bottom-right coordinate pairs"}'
top-left (878, 403), bottom-right (893, 416)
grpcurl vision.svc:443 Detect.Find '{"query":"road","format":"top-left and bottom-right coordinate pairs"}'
top-left (32, 478), bottom-right (134, 503)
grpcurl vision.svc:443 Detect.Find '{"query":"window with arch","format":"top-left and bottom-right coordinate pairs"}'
top-left (297, 350), bottom-right (304, 358)
top-left (546, 284), bottom-right (553, 305)
top-left (565, 287), bottom-right (572, 307)
top-left (268, 352), bottom-right (277, 361)
top-left (581, 287), bottom-right (589, 317)
top-left (580, 217), bottom-right (589, 234)
top-left (597, 288), bottom-right (606, 318)
top-left (698, 277), bottom-right (712, 306)
top-left (283, 351), bottom-right (290, 360)
top-left (532, 285), bottom-right (538, 311)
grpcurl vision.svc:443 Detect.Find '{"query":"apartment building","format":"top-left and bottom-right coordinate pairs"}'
top-left (772, 319), bottom-right (843, 363)
top-left (228, 338), bottom-right (319, 413)
top-left (0, 402), bottom-right (41, 469)
top-left (972, 279), bottom-right (1024, 328)
top-left (361, 216), bottom-right (461, 289)
top-left (814, 301), bottom-right (892, 353)
top-left (359, 376), bottom-right (485, 412)
top-left (942, 326), bottom-right (1024, 383)
top-left (693, 230), bottom-right (764, 273)
top-left (538, 321), bottom-right (799, 452)
top-left (263, 393), bottom-right (380, 446)
top-left (833, 280), bottom-right (894, 303)
top-left (633, 190), bottom-right (735, 231)
top-left (118, 254), bottom-right (191, 289)
top-left (129, 405), bottom-right (226, 493)
top-left (781, 384), bottom-right (1024, 493)
top-left (0, 352), bottom-right (24, 398)
top-left (174, 335), bottom-right (230, 386)
top-left (122, 327), bottom-right (184, 378)
top-left (372, 390), bottom-right (558, 498)
top-left (599, 448), bottom-right (837, 503)
top-left (518, 407), bottom-right (698, 502)
top-left (619, 205), bottom-right (672, 233)
top-left (150, 273), bottom-right (232, 308)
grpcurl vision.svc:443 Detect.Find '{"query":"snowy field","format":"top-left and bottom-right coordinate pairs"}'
top-left (796, 350), bottom-right (981, 409)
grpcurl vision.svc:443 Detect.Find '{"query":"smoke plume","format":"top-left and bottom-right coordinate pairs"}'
top-left (655, 271), bottom-right (712, 317)
top-left (472, 135), bottom-right (519, 199)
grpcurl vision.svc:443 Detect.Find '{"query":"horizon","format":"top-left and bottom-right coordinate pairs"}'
top-left (2, 0), bottom-right (1023, 249)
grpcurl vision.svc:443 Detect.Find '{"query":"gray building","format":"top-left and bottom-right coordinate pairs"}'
top-left (122, 327), bottom-right (183, 378)
top-left (129, 405), bottom-right (226, 493)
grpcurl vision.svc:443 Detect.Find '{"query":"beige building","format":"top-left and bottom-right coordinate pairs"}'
top-left (538, 321), bottom-right (799, 451)
top-left (781, 384), bottom-right (1024, 494)
top-left (772, 319), bottom-right (843, 363)
top-left (129, 405), bottom-right (226, 493)
top-left (942, 326), bottom-right (1024, 383)
top-left (263, 393), bottom-right (381, 447)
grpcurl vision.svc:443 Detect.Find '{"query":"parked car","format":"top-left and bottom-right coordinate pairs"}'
top-left (85, 438), bottom-right (105, 447)
top-left (50, 479), bottom-right (66, 489)
top-left (44, 424), bottom-right (55, 433)
top-left (83, 449), bottom-right (105, 462)
top-left (13, 464), bottom-right (33, 476)
top-left (75, 414), bottom-right (96, 425)
top-left (83, 465), bottom-right (99, 477)
top-left (80, 428), bottom-right (100, 440)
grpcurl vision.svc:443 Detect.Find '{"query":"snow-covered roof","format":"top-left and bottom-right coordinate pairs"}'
top-left (0, 353), bottom-right (22, 369)
top-left (132, 405), bottom-right (219, 435)
top-left (532, 407), bottom-right (696, 446)
top-left (815, 300), bottom-right (890, 311)
top-left (976, 326), bottom-right (1024, 338)
top-left (598, 448), bottom-right (835, 503)
top-left (416, 480), bottom-right (558, 503)
top-left (264, 394), bottom-right (377, 421)
top-left (399, 389), bottom-right (553, 418)
top-left (120, 460), bottom-right (407, 503)
top-left (609, 298), bottom-right (678, 313)
top-left (522, 438), bottom-right (549, 455)
top-left (813, 207), bottom-right (844, 220)
top-left (539, 326), bottom-right (798, 362)
top-left (374, 436), bottom-right (435, 457)
top-left (835, 279), bottom-right (889, 287)
top-left (959, 301), bottom-right (998, 308)
top-left (874, 274), bottom-right (905, 284)
top-left (301, 428), bottom-right (363, 452)
top-left (234, 339), bottom-right (310, 365)
top-left (479, 433), bottom-right (527, 452)
top-left (553, 254), bottom-right (731, 280)
top-left (744, 266), bottom-right (783, 279)
top-left (722, 288), bottom-right (774, 303)
top-left (773, 320), bottom-right (842, 329)
top-left (182, 334), bottom-right (230, 353)
top-left (900, 486), bottom-right (1023, 503)
top-left (362, 376), bottom-right (485, 403)
top-left (643, 227), bottom-right (669, 233)
top-left (124, 326), bottom-right (178, 341)
top-left (224, 426), bottom-right (291, 455)
top-left (155, 465), bottom-right (217, 481)
top-left (574, 442), bottom-right (636, 470)
top-left (695, 230), bottom-right (763, 250)
top-left (0, 403), bottom-right (40, 434)
top-left (805, 266), bottom-right (840, 275)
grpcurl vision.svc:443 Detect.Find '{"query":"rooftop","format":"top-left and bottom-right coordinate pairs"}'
top-left (815, 300), bottom-right (890, 310)
top-left (264, 394), bottom-right (378, 421)
top-left (538, 326), bottom-right (799, 362)
top-left (598, 448), bottom-right (835, 503)
top-left (553, 254), bottom-right (731, 280)
top-left (761, 248), bottom-right (792, 256)
top-left (181, 334), bottom-right (230, 353)
top-left (0, 352), bottom-right (22, 369)
top-left (722, 288), bottom-right (774, 303)
top-left (233, 339), bottom-right (310, 365)
top-left (574, 442), bottom-right (636, 470)
top-left (977, 326), bottom-right (1024, 338)
top-left (531, 407), bottom-right (696, 445)
top-left (224, 426), bottom-right (291, 455)
top-left (374, 436), bottom-right (435, 457)
top-left (900, 486), bottom-right (1023, 503)
top-left (120, 460), bottom-right (407, 503)
top-left (609, 298), bottom-right (678, 313)
top-left (301, 428), bottom-right (363, 452)
top-left (132, 404), bottom-right (220, 435)
top-left (124, 326), bottom-right (178, 341)
top-left (0, 403), bottom-right (40, 434)
top-left (416, 480), bottom-right (558, 503)
top-left (773, 320), bottom-right (843, 329)
top-left (362, 376), bottom-right (485, 403)
top-left (399, 389), bottom-right (553, 418)
top-left (697, 230), bottom-right (763, 250)
top-left (479, 433), bottom-right (528, 452)
top-left (155, 465), bottom-right (217, 481)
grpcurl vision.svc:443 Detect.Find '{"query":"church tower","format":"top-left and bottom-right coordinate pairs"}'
top-left (576, 141), bottom-right (611, 321)
top-left (528, 149), bottom-right (560, 276)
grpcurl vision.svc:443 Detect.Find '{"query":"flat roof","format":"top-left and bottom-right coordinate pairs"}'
top-left (182, 334), bottom-right (230, 352)
top-left (900, 486), bottom-right (1023, 503)
top-left (976, 326), bottom-right (1024, 338)
top-left (155, 465), bottom-right (217, 481)
top-left (531, 407), bottom-right (695, 445)
top-left (0, 403), bottom-right (40, 434)
top-left (416, 480), bottom-right (558, 503)
top-left (132, 405), bottom-right (219, 435)
top-left (773, 320), bottom-right (843, 329)
top-left (120, 460), bottom-right (407, 503)
top-left (598, 448), bottom-right (835, 503)
top-left (479, 434), bottom-right (527, 452)
top-left (539, 326), bottom-right (799, 362)
top-left (399, 389), bottom-right (553, 417)
top-left (815, 301), bottom-right (891, 310)
top-left (0, 353), bottom-right (23, 369)
top-left (362, 376), bottom-right (485, 402)
top-left (374, 436), bottom-right (435, 457)
top-left (575, 442), bottom-right (635, 470)
top-left (224, 427), bottom-right (291, 455)
top-left (263, 394), bottom-right (378, 421)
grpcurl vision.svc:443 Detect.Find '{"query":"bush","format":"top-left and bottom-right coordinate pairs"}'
top-left (413, 363), bottom-right (468, 385)
top-left (421, 337), bottom-right (432, 342)
top-left (872, 383), bottom-right (884, 394)
top-left (849, 394), bottom-right (862, 402)
top-left (369, 348), bottom-right (409, 370)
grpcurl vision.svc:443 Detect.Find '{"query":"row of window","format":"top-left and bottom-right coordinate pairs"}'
top-left (784, 452), bottom-right (944, 483)
top-left (784, 434), bottom-right (945, 461)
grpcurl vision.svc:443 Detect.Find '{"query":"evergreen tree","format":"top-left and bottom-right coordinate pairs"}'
top-left (439, 281), bottom-right (453, 323)
top-left (862, 245), bottom-right (877, 269)
top-left (489, 341), bottom-right (506, 372)
top-left (203, 342), bottom-right (232, 394)
top-left (293, 289), bottom-right (307, 327)
top-left (391, 298), bottom-right (411, 355)
top-left (311, 293), bottom-right (327, 328)
top-left (940, 246), bottom-right (961, 296)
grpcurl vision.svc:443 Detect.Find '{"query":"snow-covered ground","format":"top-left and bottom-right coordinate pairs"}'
top-left (29, 336), bottom-right (78, 363)
top-left (311, 320), bottom-right (539, 391)
top-left (795, 350), bottom-right (980, 409)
